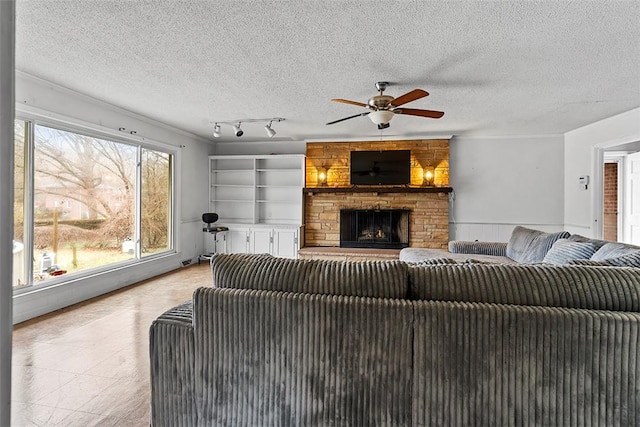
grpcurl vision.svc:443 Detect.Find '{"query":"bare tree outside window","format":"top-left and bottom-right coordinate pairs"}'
top-left (16, 124), bottom-right (174, 284)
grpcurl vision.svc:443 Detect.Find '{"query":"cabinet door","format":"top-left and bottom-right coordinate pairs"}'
top-left (251, 228), bottom-right (273, 255)
top-left (273, 228), bottom-right (299, 259)
top-left (227, 229), bottom-right (250, 254)
top-left (215, 231), bottom-right (228, 254)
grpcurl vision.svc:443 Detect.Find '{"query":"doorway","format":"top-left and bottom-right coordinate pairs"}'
top-left (602, 148), bottom-right (640, 245)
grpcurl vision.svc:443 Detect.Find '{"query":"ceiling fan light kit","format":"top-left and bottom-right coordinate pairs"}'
top-left (212, 118), bottom-right (285, 138)
top-left (327, 82), bottom-right (444, 128)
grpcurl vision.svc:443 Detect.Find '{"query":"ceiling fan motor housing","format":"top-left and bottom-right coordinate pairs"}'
top-left (368, 95), bottom-right (395, 109)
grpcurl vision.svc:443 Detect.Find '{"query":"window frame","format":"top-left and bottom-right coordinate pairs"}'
top-left (13, 112), bottom-right (178, 295)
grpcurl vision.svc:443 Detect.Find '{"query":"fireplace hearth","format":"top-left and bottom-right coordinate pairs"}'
top-left (340, 209), bottom-right (410, 249)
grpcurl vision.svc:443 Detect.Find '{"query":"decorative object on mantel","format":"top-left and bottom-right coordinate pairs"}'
top-left (317, 166), bottom-right (328, 186)
top-left (326, 82), bottom-right (444, 129)
top-left (212, 117), bottom-right (285, 138)
top-left (423, 165), bottom-right (435, 186)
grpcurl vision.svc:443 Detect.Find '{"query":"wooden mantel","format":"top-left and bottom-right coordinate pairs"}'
top-left (304, 186), bottom-right (453, 195)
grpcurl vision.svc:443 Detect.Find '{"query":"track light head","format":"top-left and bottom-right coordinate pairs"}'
top-left (213, 124), bottom-right (221, 138)
top-left (265, 122), bottom-right (276, 138)
top-left (233, 123), bottom-right (243, 137)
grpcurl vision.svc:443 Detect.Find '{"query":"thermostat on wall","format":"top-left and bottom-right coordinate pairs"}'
top-left (579, 175), bottom-right (589, 190)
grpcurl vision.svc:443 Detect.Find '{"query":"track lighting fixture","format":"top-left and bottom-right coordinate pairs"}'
top-left (265, 121), bottom-right (276, 138)
top-left (210, 118), bottom-right (285, 139)
top-left (232, 123), bottom-right (243, 137)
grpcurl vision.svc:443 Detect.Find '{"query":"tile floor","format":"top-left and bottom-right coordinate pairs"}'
top-left (11, 262), bottom-right (210, 426)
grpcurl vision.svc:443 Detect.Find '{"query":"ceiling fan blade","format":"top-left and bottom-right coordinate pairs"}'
top-left (331, 98), bottom-right (368, 108)
top-left (326, 112), bottom-right (369, 125)
top-left (394, 108), bottom-right (444, 119)
top-left (388, 89), bottom-right (429, 107)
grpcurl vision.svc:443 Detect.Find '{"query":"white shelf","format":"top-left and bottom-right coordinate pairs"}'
top-left (209, 154), bottom-right (304, 226)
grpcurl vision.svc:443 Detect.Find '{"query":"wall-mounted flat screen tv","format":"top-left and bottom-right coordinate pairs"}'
top-left (350, 150), bottom-right (411, 185)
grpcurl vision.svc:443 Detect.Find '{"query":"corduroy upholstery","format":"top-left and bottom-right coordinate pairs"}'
top-left (412, 300), bottom-right (640, 426)
top-left (409, 263), bottom-right (640, 311)
top-left (194, 287), bottom-right (414, 426)
top-left (212, 252), bottom-right (409, 299)
top-left (149, 301), bottom-right (196, 426)
top-left (448, 240), bottom-right (508, 256)
top-left (150, 255), bottom-right (640, 426)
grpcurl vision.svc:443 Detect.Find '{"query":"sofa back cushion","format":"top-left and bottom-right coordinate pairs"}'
top-left (194, 287), bottom-right (414, 426)
top-left (211, 253), bottom-right (409, 299)
top-left (408, 263), bottom-right (640, 311)
top-left (505, 226), bottom-right (570, 263)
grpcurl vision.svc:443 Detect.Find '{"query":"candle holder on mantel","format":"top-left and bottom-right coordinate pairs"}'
top-left (422, 166), bottom-right (435, 187)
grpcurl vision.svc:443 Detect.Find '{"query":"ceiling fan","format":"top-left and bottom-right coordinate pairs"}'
top-left (327, 82), bottom-right (444, 129)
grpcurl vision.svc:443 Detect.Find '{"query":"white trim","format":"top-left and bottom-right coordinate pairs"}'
top-left (452, 133), bottom-right (564, 141)
top-left (16, 70), bottom-right (209, 142)
top-left (305, 134), bottom-right (453, 143)
top-left (592, 147), bottom-right (604, 239)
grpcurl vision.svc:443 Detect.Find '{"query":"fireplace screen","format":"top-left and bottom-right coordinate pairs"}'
top-left (340, 209), bottom-right (410, 249)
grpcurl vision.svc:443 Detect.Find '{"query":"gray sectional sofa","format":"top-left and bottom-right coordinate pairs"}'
top-left (401, 225), bottom-right (640, 267)
top-left (150, 253), bottom-right (640, 426)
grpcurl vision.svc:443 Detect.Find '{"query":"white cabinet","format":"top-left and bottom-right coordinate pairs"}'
top-left (209, 154), bottom-right (304, 258)
top-left (251, 228), bottom-right (273, 254)
top-left (226, 228), bottom-right (250, 254)
top-left (273, 228), bottom-right (299, 259)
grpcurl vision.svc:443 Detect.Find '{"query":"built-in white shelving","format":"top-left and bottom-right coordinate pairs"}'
top-left (208, 154), bottom-right (305, 258)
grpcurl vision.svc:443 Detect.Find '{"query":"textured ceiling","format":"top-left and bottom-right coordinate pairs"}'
top-left (15, 0), bottom-right (640, 143)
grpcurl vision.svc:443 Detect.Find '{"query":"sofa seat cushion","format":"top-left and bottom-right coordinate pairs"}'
top-left (211, 253), bottom-right (408, 299)
top-left (542, 238), bottom-right (597, 265)
top-left (591, 242), bottom-right (640, 261)
top-left (399, 247), bottom-right (514, 264)
top-left (505, 226), bottom-right (570, 263)
top-left (408, 263), bottom-right (640, 311)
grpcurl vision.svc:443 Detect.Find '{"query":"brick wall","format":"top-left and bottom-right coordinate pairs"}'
top-left (305, 139), bottom-right (449, 187)
top-left (603, 162), bottom-right (618, 241)
top-left (304, 139), bottom-right (450, 248)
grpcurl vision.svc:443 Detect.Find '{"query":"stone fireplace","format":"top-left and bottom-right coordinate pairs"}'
top-left (340, 209), bottom-right (410, 249)
top-left (303, 139), bottom-right (451, 249)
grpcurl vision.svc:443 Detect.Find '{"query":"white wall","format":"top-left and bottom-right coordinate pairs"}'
top-left (564, 108), bottom-right (640, 237)
top-left (12, 72), bottom-right (215, 323)
top-left (449, 135), bottom-right (566, 241)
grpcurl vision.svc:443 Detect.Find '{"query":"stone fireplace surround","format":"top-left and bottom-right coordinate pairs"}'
top-left (304, 139), bottom-right (451, 249)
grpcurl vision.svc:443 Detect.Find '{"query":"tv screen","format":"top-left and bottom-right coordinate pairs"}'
top-left (350, 150), bottom-right (411, 185)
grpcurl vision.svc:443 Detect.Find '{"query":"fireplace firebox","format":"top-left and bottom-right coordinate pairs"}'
top-left (340, 209), bottom-right (410, 249)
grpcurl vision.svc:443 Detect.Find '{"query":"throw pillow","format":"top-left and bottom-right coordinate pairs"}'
top-left (505, 226), bottom-right (570, 263)
top-left (567, 234), bottom-right (609, 250)
top-left (591, 242), bottom-right (640, 261)
top-left (542, 239), bottom-right (597, 265)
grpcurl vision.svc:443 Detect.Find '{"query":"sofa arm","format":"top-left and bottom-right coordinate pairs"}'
top-left (149, 301), bottom-right (196, 427)
top-left (448, 240), bottom-right (507, 256)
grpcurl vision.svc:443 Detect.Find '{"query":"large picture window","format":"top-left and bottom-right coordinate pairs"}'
top-left (13, 119), bottom-right (175, 289)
